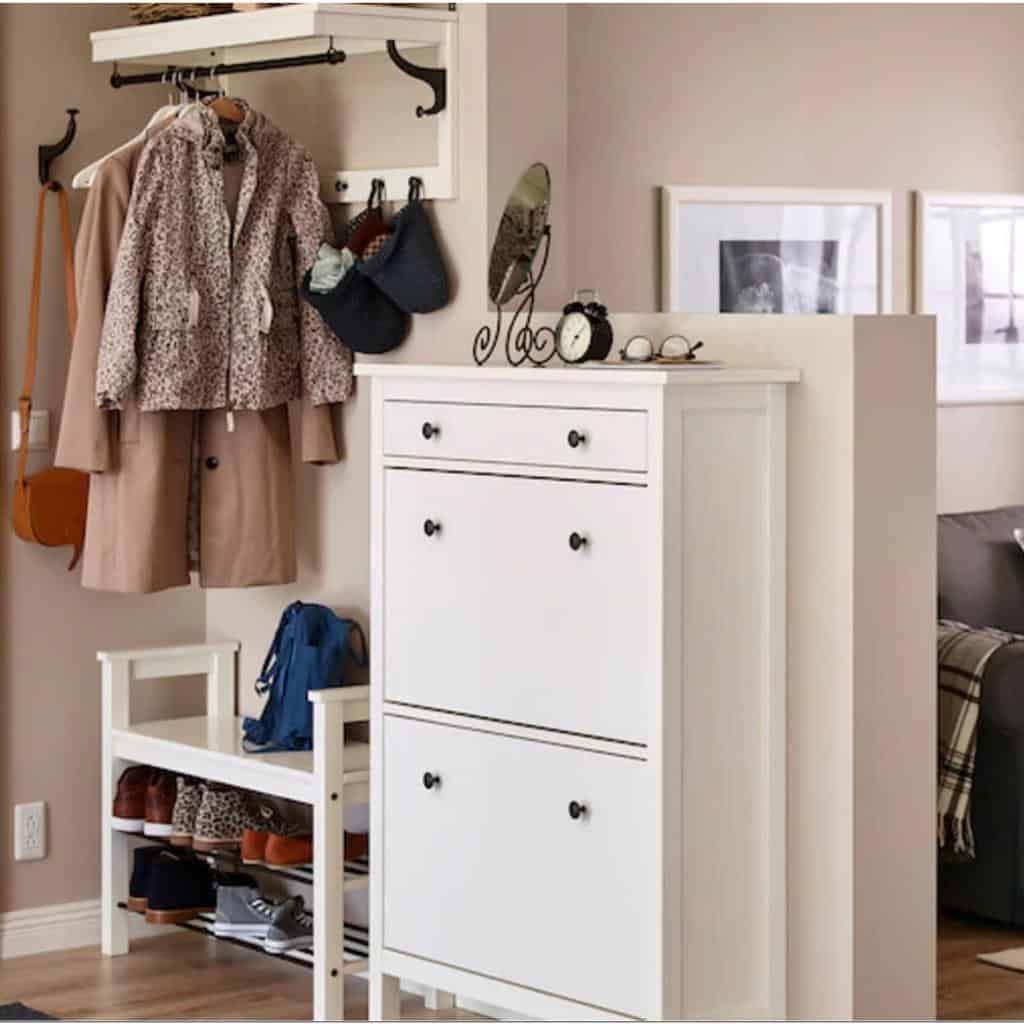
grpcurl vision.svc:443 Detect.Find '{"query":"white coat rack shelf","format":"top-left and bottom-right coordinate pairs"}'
top-left (90, 3), bottom-right (458, 203)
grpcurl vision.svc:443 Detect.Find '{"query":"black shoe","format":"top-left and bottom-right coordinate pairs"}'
top-left (127, 845), bottom-right (168, 913)
top-left (214, 870), bottom-right (260, 890)
top-left (144, 851), bottom-right (216, 924)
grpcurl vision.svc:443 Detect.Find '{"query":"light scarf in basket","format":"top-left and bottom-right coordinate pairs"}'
top-left (938, 619), bottom-right (1020, 857)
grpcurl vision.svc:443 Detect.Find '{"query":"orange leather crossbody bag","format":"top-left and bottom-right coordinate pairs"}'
top-left (11, 183), bottom-right (88, 570)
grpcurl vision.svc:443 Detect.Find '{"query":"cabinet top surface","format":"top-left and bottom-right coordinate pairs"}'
top-left (353, 363), bottom-right (800, 386)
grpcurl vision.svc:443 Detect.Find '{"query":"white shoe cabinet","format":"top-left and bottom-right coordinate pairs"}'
top-left (360, 363), bottom-right (796, 1021)
top-left (98, 641), bottom-right (370, 1020)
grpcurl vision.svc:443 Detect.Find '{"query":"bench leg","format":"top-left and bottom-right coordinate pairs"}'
top-left (313, 700), bottom-right (346, 1020)
top-left (101, 661), bottom-right (130, 956)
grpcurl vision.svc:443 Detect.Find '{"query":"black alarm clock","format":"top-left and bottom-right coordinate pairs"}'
top-left (555, 290), bottom-right (613, 364)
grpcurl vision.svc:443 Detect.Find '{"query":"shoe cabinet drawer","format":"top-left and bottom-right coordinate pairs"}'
top-left (383, 469), bottom-right (650, 744)
top-left (382, 400), bottom-right (648, 473)
top-left (382, 715), bottom-right (654, 1017)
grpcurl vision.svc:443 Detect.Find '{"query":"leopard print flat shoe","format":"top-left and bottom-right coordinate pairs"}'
top-left (192, 783), bottom-right (254, 852)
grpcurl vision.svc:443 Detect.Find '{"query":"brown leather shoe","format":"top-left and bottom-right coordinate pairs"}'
top-left (144, 771), bottom-right (177, 838)
top-left (264, 832), bottom-right (313, 867)
top-left (260, 831), bottom-right (367, 867)
top-left (112, 765), bottom-right (152, 833)
top-left (345, 831), bottom-right (369, 862)
top-left (240, 826), bottom-right (271, 865)
top-left (241, 801), bottom-right (305, 864)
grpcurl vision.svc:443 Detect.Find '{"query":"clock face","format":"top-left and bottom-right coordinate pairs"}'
top-left (557, 311), bottom-right (592, 363)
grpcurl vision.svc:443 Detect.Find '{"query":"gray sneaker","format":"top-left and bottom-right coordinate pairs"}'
top-left (264, 894), bottom-right (313, 953)
top-left (213, 879), bottom-right (278, 939)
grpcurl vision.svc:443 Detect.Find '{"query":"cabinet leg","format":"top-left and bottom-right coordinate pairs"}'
top-left (370, 972), bottom-right (401, 1021)
top-left (424, 989), bottom-right (456, 1013)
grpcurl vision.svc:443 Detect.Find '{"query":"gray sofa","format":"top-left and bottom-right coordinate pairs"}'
top-left (939, 505), bottom-right (1024, 925)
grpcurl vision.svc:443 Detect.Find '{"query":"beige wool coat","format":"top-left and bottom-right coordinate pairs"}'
top-left (55, 121), bottom-right (341, 594)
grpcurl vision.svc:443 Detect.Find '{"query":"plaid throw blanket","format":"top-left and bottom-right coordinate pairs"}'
top-left (938, 619), bottom-right (1020, 857)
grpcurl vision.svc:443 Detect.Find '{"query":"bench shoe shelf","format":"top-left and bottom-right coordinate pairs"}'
top-left (125, 832), bottom-right (370, 893)
top-left (99, 642), bottom-right (368, 1021)
top-left (116, 901), bottom-right (370, 974)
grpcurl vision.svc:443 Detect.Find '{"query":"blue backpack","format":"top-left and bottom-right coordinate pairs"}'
top-left (242, 602), bottom-right (367, 753)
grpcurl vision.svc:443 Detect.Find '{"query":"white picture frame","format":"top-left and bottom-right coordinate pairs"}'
top-left (660, 186), bottom-right (893, 316)
top-left (916, 190), bottom-right (1024, 405)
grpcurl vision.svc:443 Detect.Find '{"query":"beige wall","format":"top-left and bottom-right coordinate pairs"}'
top-left (487, 4), bottom-right (568, 309)
top-left (558, 3), bottom-right (1024, 512)
top-left (0, 6), bottom-right (205, 913)
top-left (938, 403), bottom-right (1024, 513)
top-left (566, 3), bottom-right (1024, 314)
top-left (852, 317), bottom-right (936, 1019)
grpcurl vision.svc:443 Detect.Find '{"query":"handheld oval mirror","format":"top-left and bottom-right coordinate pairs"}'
top-left (488, 162), bottom-right (551, 306)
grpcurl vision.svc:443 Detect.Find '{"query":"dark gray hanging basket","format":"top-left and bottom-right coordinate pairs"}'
top-left (357, 178), bottom-right (449, 314)
top-left (301, 267), bottom-right (409, 355)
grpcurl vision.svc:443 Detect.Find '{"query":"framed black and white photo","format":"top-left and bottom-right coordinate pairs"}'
top-left (661, 186), bottom-right (893, 316)
top-left (917, 192), bottom-right (1024, 403)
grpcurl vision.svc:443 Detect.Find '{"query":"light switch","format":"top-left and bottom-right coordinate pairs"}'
top-left (9, 410), bottom-right (49, 452)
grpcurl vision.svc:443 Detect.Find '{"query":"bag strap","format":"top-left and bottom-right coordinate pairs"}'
top-left (16, 183), bottom-right (76, 489)
top-left (255, 601), bottom-right (305, 696)
top-left (345, 619), bottom-right (369, 669)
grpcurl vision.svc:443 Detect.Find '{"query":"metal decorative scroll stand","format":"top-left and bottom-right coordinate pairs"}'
top-left (474, 226), bottom-right (557, 367)
top-left (108, 40), bottom-right (447, 120)
top-left (39, 108), bottom-right (78, 189)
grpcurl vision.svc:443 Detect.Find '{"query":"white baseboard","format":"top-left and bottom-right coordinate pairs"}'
top-left (0, 899), bottom-right (100, 960)
top-left (0, 899), bottom-right (173, 960)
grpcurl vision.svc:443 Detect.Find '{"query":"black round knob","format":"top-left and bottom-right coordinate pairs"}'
top-left (423, 519), bottom-right (441, 537)
top-left (568, 532), bottom-right (588, 551)
top-left (568, 800), bottom-right (587, 820)
top-left (205, 456), bottom-right (219, 470)
top-left (423, 772), bottom-right (440, 790)
top-left (422, 422), bottom-right (440, 440)
top-left (567, 429), bottom-right (587, 449)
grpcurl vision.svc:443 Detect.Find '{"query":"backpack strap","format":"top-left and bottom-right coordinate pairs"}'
top-left (343, 619), bottom-right (368, 669)
top-left (255, 601), bottom-right (301, 696)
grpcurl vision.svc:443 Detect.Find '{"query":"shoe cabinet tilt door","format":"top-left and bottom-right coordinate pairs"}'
top-left (360, 364), bottom-right (796, 1021)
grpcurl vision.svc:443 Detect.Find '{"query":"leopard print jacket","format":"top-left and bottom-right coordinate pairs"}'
top-left (96, 100), bottom-right (352, 411)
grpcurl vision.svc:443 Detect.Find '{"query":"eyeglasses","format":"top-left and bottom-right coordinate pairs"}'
top-left (619, 333), bottom-right (705, 364)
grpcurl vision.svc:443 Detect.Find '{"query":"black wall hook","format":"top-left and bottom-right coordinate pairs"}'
top-left (386, 40), bottom-right (447, 118)
top-left (38, 108), bottom-right (78, 188)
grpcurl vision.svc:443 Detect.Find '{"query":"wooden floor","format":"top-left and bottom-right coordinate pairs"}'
top-left (0, 932), bottom-right (485, 1021)
top-left (940, 912), bottom-right (1024, 1020)
top-left (3, 917), bottom-right (1024, 1020)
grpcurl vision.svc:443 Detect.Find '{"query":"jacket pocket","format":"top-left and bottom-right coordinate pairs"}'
top-left (261, 283), bottom-right (301, 335)
top-left (260, 288), bottom-right (301, 399)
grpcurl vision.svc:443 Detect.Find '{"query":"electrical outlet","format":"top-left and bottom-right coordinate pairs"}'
top-left (13, 802), bottom-right (46, 862)
top-left (9, 410), bottom-right (49, 452)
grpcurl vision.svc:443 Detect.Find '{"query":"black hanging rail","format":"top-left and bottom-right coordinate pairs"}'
top-left (107, 38), bottom-right (448, 120)
top-left (109, 41), bottom-right (346, 89)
